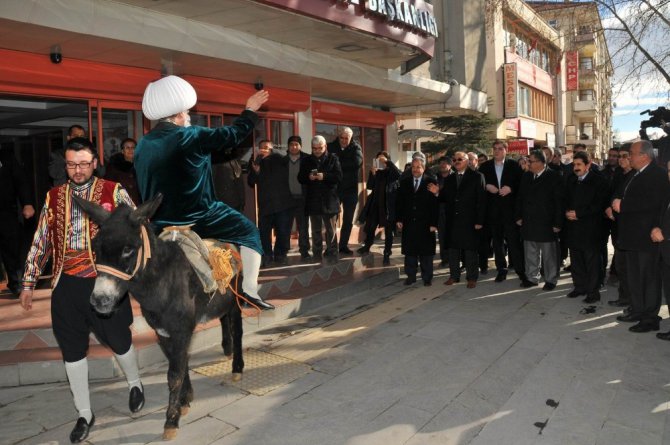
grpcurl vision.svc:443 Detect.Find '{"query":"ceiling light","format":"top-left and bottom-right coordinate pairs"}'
top-left (335, 43), bottom-right (367, 52)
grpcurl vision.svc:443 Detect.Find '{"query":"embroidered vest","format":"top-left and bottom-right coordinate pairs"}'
top-left (46, 178), bottom-right (119, 287)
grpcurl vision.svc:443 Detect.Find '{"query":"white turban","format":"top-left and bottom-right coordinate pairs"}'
top-left (142, 75), bottom-right (197, 121)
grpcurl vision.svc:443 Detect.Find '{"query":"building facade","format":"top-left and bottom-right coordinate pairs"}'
top-left (0, 0), bottom-right (487, 222)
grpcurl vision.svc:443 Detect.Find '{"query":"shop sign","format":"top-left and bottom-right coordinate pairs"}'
top-left (337, 0), bottom-right (438, 37)
top-left (506, 119), bottom-right (519, 131)
top-left (566, 51), bottom-right (579, 91)
top-left (504, 63), bottom-right (518, 118)
top-left (508, 139), bottom-right (531, 155)
top-left (519, 119), bottom-right (537, 138)
top-left (546, 133), bottom-right (556, 148)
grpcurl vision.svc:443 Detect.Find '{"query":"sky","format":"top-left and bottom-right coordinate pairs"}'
top-left (602, 1), bottom-right (669, 142)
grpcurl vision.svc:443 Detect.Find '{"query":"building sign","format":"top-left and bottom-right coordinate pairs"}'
top-left (508, 139), bottom-right (531, 155)
top-left (519, 119), bottom-right (537, 139)
top-left (546, 133), bottom-right (556, 148)
top-left (505, 51), bottom-right (554, 95)
top-left (254, 0), bottom-right (436, 56)
top-left (504, 63), bottom-right (518, 118)
top-left (506, 118), bottom-right (519, 131)
top-left (566, 51), bottom-right (579, 91)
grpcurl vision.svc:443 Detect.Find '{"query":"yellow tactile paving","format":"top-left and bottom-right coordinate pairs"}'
top-left (193, 349), bottom-right (312, 396)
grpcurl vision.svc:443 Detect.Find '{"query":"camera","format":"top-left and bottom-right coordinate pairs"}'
top-left (50, 51), bottom-right (62, 64)
top-left (254, 80), bottom-right (264, 91)
top-left (310, 169), bottom-right (318, 175)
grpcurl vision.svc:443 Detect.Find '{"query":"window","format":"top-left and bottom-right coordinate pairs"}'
top-left (579, 89), bottom-right (595, 101)
top-left (580, 57), bottom-right (593, 70)
top-left (519, 86), bottom-right (532, 116)
top-left (580, 122), bottom-right (594, 139)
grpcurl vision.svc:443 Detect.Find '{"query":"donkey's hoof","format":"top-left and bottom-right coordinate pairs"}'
top-left (232, 372), bottom-right (243, 382)
top-left (180, 405), bottom-right (190, 416)
top-left (163, 428), bottom-right (178, 441)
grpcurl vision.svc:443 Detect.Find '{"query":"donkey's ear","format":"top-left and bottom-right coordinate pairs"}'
top-left (131, 193), bottom-right (163, 224)
top-left (72, 195), bottom-right (111, 225)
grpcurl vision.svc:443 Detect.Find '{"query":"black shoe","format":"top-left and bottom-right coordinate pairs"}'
top-left (520, 280), bottom-right (538, 288)
top-left (566, 290), bottom-right (583, 298)
top-left (608, 299), bottom-right (629, 307)
top-left (404, 277), bottom-right (416, 285)
top-left (616, 314), bottom-right (640, 323)
top-left (629, 321), bottom-right (660, 333)
top-left (300, 253), bottom-right (312, 262)
top-left (242, 293), bottom-right (275, 310)
top-left (423, 280), bottom-right (432, 287)
top-left (313, 253), bottom-right (322, 262)
top-left (274, 256), bottom-right (288, 266)
top-left (480, 268), bottom-right (488, 275)
top-left (356, 246), bottom-right (370, 255)
top-left (382, 255), bottom-right (390, 266)
top-left (543, 283), bottom-right (556, 291)
top-left (494, 271), bottom-right (507, 283)
top-left (563, 265), bottom-right (572, 272)
top-left (129, 384), bottom-right (145, 413)
top-left (583, 294), bottom-right (600, 304)
top-left (70, 415), bottom-right (95, 443)
top-left (656, 331), bottom-right (670, 341)
top-left (439, 260), bottom-right (448, 267)
top-left (339, 247), bottom-right (353, 255)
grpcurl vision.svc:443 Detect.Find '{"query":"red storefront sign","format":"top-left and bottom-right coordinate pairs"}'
top-left (507, 139), bottom-right (531, 155)
top-left (566, 51), bottom-right (579, 91)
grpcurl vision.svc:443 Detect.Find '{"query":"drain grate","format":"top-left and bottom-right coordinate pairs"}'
top-left (192, 349), bottom-right (312, 396)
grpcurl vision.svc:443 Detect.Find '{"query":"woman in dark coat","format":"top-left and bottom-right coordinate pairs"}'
top-left (357, 151), bottom-right (401, 265)
top-left (104, 138), bottom-right (141, 204)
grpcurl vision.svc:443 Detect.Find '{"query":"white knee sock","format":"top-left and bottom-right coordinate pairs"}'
top-left (240, 246), bottom-right (264, 301)
top-left (65, 358), bottom-right (92, 422)
top-left (114, 344), bottom-right (141, 390)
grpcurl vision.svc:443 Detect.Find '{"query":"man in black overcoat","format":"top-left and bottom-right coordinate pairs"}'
top-left (652, 181), bottom-right (670, 340)
top-left (564, 151), bottom-right (610, 303)
top-left (395, 158), bottom-right (438, 286)
top-left (613, 140), bottom-right (670, 333)
top-left (516, 149), bottom-right (564, 290)
top-left (435, 151), bottom-right (486, 288)
top-left (478, 139), bottom-right (525, 283)
top-left (298, 135), bottom-right (343, 263)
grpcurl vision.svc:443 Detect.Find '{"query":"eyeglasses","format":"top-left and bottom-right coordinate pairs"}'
top-left (619, 153), bottom-right (629, 159)
top-left (65, 161), bottom-right (94, 170)
top-left (122, 145), bottom-right (135, 150)
top-left (452, 158), bottom-right (465, 162)
top-left (529, 159), bottom-right (542, 164)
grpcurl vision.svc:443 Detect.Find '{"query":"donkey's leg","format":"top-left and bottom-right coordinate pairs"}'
top-left (230, 303), bottom-right (244, 381)
top-left (158, 334), bottom-right (191, 440)
top-left (178, 371), bottom-right (193, 416)
top-left (220, 314), bottom-right (233, 357)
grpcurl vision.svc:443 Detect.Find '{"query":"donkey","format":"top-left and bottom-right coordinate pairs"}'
top-left (73, 194), bottom-right (244, 440)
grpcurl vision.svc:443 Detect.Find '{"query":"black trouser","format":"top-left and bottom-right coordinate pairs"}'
top-left (449, 248), bottom-right (478, 281)
top-left (51, 274), bottom-right (133, 362)
top-left (338, 192), bottom-right (358, 250)
top-left (615, 248), bottom-right (630, 304)
top-left (621, 249), bottom-right (662, 324)
top-left (662, 257), bottom-right (670, 309)
top-left (478, 229), bottom-right (492, 271)
top-left (363, 213), bottom-right (394, 256)
top-left (404, 254), bottom-right (434, 283)
top-left (437, 204), bottom-right (448, 262)
top-left (289, 196), bottom-right (310, 255)
top-left (0, 211), bottom-right (22, 291)
top-left (599, 218), bottom-right (613, 284)
top-left (490, 222), bottom-right (525, 277)
top-left (310, 213), bottom-right (338, 257)
top-left (569, 247), bottom-right (601, 296)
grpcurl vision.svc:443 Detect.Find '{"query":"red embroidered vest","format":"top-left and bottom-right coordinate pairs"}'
top-left (46, 178), bottom-right (119, 286)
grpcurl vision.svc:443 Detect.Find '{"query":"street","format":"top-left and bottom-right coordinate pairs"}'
top-left (3, 266), bottom-right (670, 445)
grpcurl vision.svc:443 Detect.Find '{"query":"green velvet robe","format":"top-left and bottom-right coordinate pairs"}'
top-left (134, 111), bottom-right (262, 254)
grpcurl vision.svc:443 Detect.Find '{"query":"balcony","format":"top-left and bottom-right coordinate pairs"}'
top-left (575, 31), bottom-right (596, 54)
top-left (573, 100), bottom-right (598, 119)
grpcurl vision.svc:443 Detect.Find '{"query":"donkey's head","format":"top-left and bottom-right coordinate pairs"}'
top-left (73, 194), bottom-right (162, 314)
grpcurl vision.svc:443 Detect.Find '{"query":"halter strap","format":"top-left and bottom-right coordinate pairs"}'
top-left (95, 225), bottom-right (152, 281)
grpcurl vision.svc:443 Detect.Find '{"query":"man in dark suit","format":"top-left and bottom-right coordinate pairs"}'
top-left (613, 140), bottom-right (670, 332)
top-left (564, 151), bottom-right (610, 303)
top-left (327, 127), bottom-right (363, 255)
top-left (298, 135), bottom-right (343, 263)
top-left (396, 158), bottom-right (439, 286)
top-left (478, 139), bottom-right (525, 283)
top-left (435, 151), bottom-right (486, 289)
top-left (652, 186), bottom-right (670, 340)
top-left (516, 149), bottom-right (564, 290)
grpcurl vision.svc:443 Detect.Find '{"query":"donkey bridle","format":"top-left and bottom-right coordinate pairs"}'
top-left (95, 225), bottom-right (152, 281)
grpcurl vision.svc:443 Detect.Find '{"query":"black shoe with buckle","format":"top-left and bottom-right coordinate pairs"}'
top-left (70, 414), bottom-right (95, 443)
top-left (129, 384), bottom-right (145, 413)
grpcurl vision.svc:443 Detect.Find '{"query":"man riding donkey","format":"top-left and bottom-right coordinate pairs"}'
top-left (134, 75), bottom-right (273, 310)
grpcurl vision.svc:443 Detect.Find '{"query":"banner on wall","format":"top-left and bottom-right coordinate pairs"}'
top-left (566, 51), bottom-right (579, 91)
top-left (504, 63), bottom-right (518, 118)
top-left (508, 139), bottom-right (532, 155)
